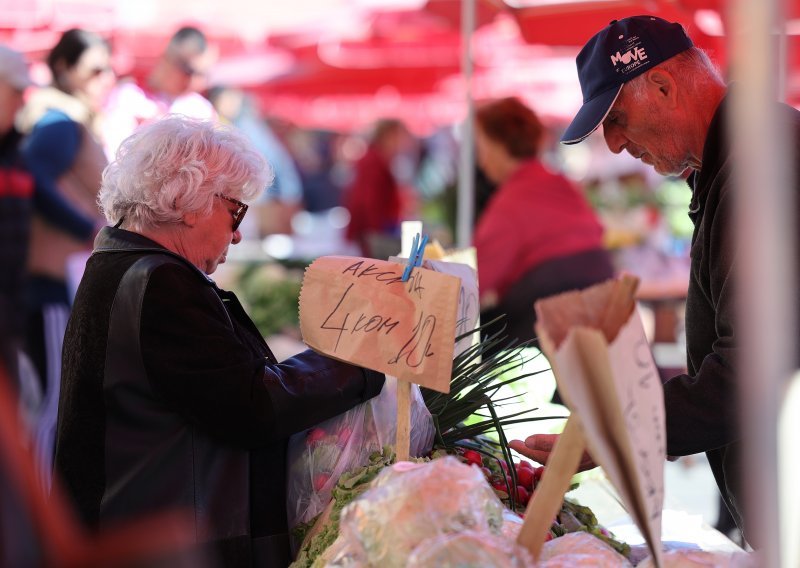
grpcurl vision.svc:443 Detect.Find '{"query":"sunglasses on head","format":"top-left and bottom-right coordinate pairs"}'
top-left (215, 193), bottom-right (248, 232)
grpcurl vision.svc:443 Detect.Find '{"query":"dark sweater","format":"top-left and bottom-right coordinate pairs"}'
top-left (54, 227), bottom-right (384, 566)
top-left (663, 94), bottom-right (800, 542)
top-left (0, 128), bottom-right (34, 339)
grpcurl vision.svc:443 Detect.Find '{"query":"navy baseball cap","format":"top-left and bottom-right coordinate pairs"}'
top-left (561, 15), bottom-right (694, 145)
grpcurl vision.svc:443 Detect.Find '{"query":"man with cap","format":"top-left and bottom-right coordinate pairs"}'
top-left (510, 15), bottom-right (800, 546)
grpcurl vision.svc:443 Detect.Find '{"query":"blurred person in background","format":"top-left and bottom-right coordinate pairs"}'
top-left (473, 97), bottom-right (614, 355)
top-left (208, 85), bottom-right (302, 237)
top-left (16, 28), bottom-right (114, 491)
top-left (0, 45), bottom-right (35, 392)
top-left (289, 128), bottom-right (345, 213)
top-left (344, 118), bottom-right (415, 257)
top-left (54, 116), bottom-right (384, 567)
top-left (102, 25), bottom-right (216, 158)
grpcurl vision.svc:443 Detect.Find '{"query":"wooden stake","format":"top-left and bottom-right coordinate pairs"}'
top-left (396, 379), bottom-right (411, 461)
top-left (516, 415), bottom-right (586, 560)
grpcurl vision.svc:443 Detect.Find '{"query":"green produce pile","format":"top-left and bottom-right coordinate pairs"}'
top-left (556, 498), bottom-right (630, 558)
top-left (290, 447), bottom-right (630, 567)
top-left (288, 319), bottom-right (629, 566)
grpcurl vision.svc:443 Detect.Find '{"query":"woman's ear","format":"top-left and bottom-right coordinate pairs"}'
top-left (182, 211), bottom-right (199, 228)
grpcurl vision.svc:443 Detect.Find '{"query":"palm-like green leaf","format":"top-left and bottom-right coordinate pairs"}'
top-left (422, 315), bottom-right (564, 477)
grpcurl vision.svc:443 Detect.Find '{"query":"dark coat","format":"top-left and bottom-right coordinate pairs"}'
top-left (54, 227), bottom-right (384, 567)
top-left (664, 94), bottom-right (800, 543)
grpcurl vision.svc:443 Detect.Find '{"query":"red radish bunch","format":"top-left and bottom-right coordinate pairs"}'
top-left (514, 460), bottom-right (545, 493)
top-left (457, 452), bottom-right (547, 510)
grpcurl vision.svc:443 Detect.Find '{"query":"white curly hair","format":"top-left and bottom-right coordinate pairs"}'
top-left (98, 115), bottom-right (274, 231)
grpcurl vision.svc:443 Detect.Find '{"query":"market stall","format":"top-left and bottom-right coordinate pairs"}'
top-left (276, 239), bottom-right (754, 567)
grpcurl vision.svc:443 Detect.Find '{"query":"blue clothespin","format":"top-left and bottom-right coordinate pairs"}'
top-left (401, 233), bottom-right (429, 282)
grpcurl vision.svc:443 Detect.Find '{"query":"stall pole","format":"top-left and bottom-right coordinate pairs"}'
top-left (456, 0), bottom-right (476, 248)
top-left (730, 0), bottom-right (796, 564)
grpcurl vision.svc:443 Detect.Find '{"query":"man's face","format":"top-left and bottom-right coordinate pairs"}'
top-left (601, 81), bottom-right (692, 176)
top-left (162, 50), bottom-right (209, 97)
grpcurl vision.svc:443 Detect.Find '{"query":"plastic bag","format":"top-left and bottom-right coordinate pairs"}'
top-left (286, 376), bottom-right (434, 531)
top-left (332, 457), bottom-right (505, 568)
top-left (407, 530), bottom-right (533, 568)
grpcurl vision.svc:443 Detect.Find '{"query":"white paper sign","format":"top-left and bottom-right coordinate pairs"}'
top-left (536, 277), bottom-right (665, 566)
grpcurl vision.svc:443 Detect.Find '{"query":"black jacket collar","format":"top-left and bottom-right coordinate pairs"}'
top-left (93, 226), bottom-right (214, 284)
top-left (688, 92), bottom-right (729, 221)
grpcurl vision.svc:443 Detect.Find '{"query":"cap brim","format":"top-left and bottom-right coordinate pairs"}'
top-left (560, 84), bottom-right (623, 145)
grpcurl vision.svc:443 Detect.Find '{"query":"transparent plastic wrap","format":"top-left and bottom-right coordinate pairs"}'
top-left (333, 457), bottom-right (505, 568)
top-left (407, 530), bottom-right (533, 568)
top-left (499, 509), bottom-right (525, 541)
top-left (539, 531), bottom-right (633, 567)
top-left (313, 533), bottom-right (367, 568)
top-left (286, 376), bottom-right (434, 530)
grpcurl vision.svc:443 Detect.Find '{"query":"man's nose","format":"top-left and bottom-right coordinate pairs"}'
top-left (231, 229), bottom-right (242, 245)
top-left (603, 125), bottom-right (626, 154)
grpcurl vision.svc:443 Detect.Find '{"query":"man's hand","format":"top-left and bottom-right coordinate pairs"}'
top-left (509, 434), bottom-right (597, 472)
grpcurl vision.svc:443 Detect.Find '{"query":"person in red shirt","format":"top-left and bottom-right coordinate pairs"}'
top-left (474, 97), bottom-right (614, 350)
top-left (344, 119), bottom-right (413, 257)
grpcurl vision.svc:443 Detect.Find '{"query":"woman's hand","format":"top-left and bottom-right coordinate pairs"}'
top-left (509, 434), bottom-right (597, 472)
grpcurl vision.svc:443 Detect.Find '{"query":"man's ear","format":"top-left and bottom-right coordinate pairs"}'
top-left (647, 69), bottom-right (679, 109)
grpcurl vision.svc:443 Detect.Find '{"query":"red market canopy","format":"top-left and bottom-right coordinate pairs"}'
top-left (1, 0), bottom-right (799, 131)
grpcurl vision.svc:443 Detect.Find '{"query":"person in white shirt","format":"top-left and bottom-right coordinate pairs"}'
top-left (101, 26), bottom-right (216, 159)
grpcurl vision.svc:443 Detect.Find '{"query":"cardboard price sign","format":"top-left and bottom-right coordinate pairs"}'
top-left (299, 256), bottom-right (460, 393)
top-left (518, 276), bottom-right (666, 567)
top-left (389, 256), bottom-right (479, 359)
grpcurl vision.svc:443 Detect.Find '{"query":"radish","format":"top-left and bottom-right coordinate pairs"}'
top-left (462, 449), bottom-right (483, 467)
top-left (515, 466), bottom-right (535, 490)
top-left (306, 427), bottom-right (326, 445)
top-left (313, 472), bottom-right (331, 491)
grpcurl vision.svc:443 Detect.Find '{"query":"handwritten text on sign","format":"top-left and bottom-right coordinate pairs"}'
top-left (389, 257), bottom-right (479, 359)
top-left (609, 316), bottom-right (666, 524)
top-left (299, 256), bottom-right (460, 392)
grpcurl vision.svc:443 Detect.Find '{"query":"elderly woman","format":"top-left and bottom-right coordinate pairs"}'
top-left (54, 116), bottom-right (384, 567)
top-left (473, 97), bottom-right (614, 353)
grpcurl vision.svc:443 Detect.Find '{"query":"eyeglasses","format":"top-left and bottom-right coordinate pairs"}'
top-left (215, 193), bottom-right (248, 232)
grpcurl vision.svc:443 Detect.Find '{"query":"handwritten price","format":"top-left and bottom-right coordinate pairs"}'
top-left (321, 283), bottom-right (401, 352)
top-left (300, 256), bottom-right (459, 392)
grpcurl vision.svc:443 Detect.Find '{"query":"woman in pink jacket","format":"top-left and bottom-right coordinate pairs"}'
top-left (474, 97), bottom-right (614, 356)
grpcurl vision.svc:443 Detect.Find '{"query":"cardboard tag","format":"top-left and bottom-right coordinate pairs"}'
top-left (534, 276), bottom-right (665, 566)
top-left (390, 256), bottom-right (479, 359)
top-left (299, 256), bottom-right (460, 393)
top-left (387, 249), bottom-right (478, 461)
top-left (424, 260), bottom-right (478, 357)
